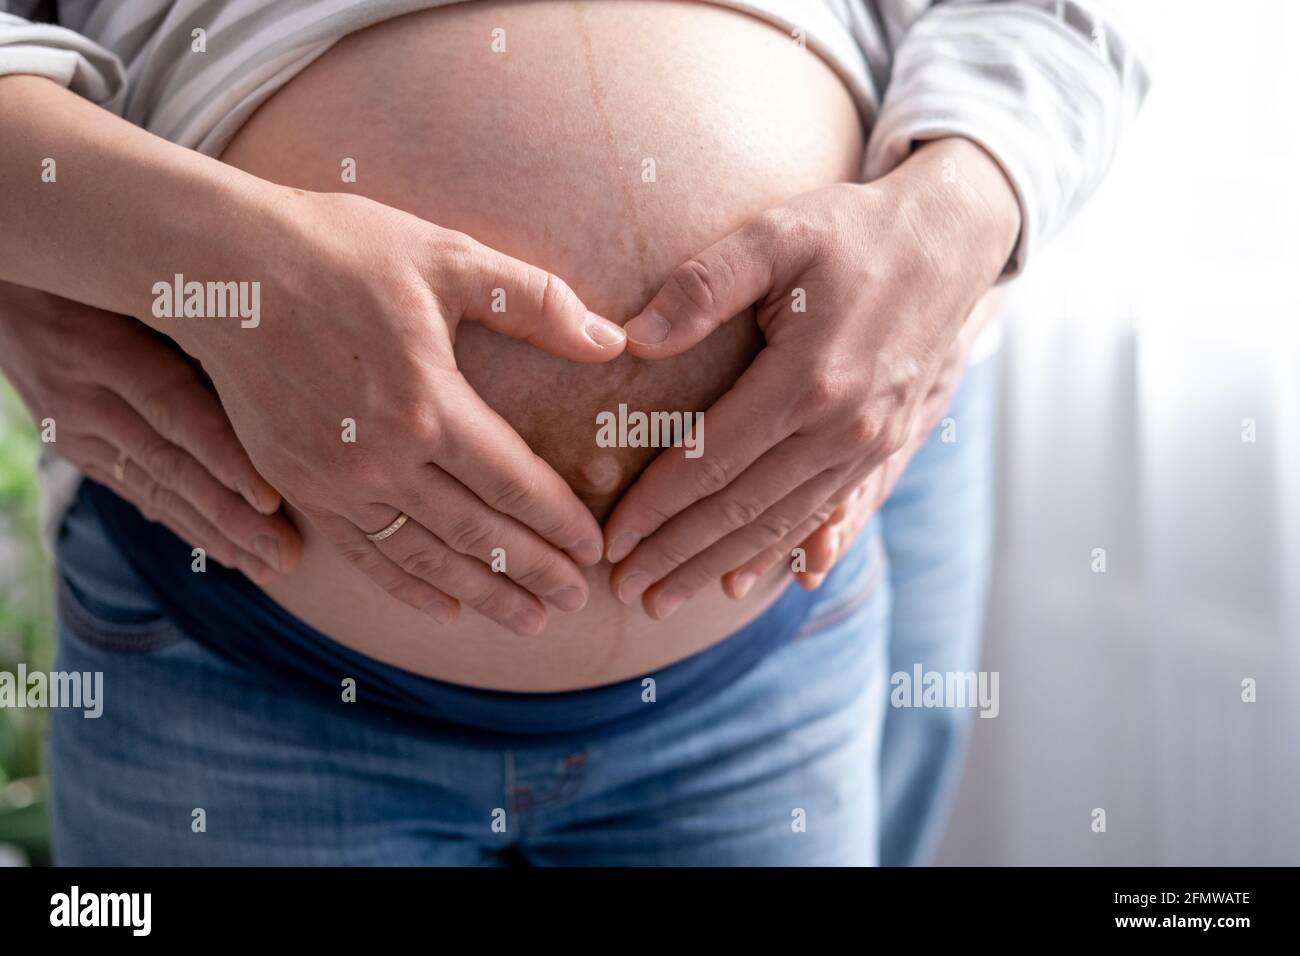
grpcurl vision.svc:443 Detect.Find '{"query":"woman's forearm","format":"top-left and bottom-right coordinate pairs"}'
top-left (0, 74), bottom-right (288, 340)
top-left (1, 70), bottom-right (625, 625)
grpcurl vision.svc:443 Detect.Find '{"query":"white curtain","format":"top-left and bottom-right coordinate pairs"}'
top-left (938, 0), bottom-right (1300, 864)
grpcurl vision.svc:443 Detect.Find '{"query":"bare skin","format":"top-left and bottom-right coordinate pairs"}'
top-left (0, 64), bottom-right (626, 636)
top-left (607, 137), bottom-right (1019, 617)
top-left (0, 1), bottom-right (1014, 692)
top-left (216, 0), bottom-right (869, 690)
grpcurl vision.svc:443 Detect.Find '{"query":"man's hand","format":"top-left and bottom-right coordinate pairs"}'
top-left (721, 286), bottom-right (1002, 595)
top-left (0, 283), bottom-right (301, 582)
top-left (603, 138), bottom-right (1020, 618)
top-left (173, 191), bottom-right (627, 636)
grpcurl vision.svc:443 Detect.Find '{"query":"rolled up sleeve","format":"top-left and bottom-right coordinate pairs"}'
top-left (0, 9), bottom-right (126, 111)
top-left (864, 1), bottom-right (1151, 276)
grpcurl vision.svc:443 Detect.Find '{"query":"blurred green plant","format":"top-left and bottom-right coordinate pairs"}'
top-left (0, 378), bottom-right (54, 866)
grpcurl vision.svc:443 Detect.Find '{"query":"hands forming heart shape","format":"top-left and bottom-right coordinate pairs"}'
top-left (0, 138), bottom-right (1017, 637)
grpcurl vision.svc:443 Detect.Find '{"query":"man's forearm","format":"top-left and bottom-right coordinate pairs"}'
top-left (887, 136), bottom-right (1023, 284)
top-left (864, 0), bottom-right (1149, 276)
top-left (0, 74), bottom-right (289, 338)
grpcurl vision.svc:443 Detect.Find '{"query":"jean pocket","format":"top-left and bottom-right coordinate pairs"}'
top-left (795, 528), bottom-right (888, 640)
top-left (56, 574), bottom-right (185, 654)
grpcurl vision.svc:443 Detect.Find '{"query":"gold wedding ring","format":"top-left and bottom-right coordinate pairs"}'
top-left (365, 512), bottom-right (409, 542)
top-left (113, 451), bottom-right (129, 484)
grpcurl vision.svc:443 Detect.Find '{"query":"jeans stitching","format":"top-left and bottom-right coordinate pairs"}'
top-left (794, 534), bottom-right (887, 639)
top-left (56, 575), bottom-right (183, 653)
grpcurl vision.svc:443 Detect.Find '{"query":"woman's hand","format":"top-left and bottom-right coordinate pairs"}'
top-left (169, 191), bottom-right (627, 636)
top-left (0, 283), bottom-right (301, 582)
top-left (0, 78), bottom-right (624, 635)
top-left (603, 138), bottom-right (1020, 619)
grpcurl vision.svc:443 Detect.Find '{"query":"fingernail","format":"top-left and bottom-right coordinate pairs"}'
top-left (235, 552), bottom-right (268, 583)
top-left (549, 587), bottom-right (587, 612)
top-left (584, 315), bottom-right (626, 347)
top-left (252, 535), bottom-right (282, 572)
top-left (236, 480), bottom-right (259, 510)
top-left (732, 571), bottom-right (758, 599)
top-left (656, 588), bottom-right (690, 619)
top-left (510, 608), bottom-right (545, 636)
top-left (568, 539), bottom-right (604, 567)
top-left (424, 599), bottom-right (455, 625)
top-left (607, 532), bottom-right (640, 564)
top-left (617, 572), bottom-right (652, 605)
top-left (625, 310), bottom-right (670, 346)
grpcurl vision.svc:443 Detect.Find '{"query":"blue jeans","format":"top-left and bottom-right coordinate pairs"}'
top-left (879, 353), bottom-right (998, 865)
top-left (47, 359), bottom-right (995, 866)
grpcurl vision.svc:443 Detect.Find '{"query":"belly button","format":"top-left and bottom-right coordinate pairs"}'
top-left (574, 456), bottom-right (624, 500)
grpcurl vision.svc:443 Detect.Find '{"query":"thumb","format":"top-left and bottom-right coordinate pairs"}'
top-left (451, 238), bottom-right (626, 362)
top-left (624, 217), bottom-right (778, 359)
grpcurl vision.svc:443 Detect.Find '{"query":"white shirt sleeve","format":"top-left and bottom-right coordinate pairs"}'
top-left (862, 0), bottom-right (1152, 276)
top-left (0, 6), bottom-right (126, 111)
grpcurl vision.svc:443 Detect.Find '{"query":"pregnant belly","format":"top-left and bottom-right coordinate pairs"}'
top-left (219, 0), bottom-right (865, 691)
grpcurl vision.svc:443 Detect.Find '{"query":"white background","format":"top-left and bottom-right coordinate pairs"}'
top-left (939, 0), bottom-right (1300, 864)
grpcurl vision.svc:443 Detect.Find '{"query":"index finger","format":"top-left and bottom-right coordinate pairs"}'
top-left (450, 236), bottom-right (627, 363)
top-left (436, 378), bottom-right (604, 567)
